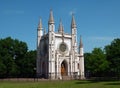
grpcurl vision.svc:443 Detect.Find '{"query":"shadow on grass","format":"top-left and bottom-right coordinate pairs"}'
top-left (75, 80), bottom-right (99, 84)
top-left (75, 79), bottom-right (120, 85)
top-left (104, 82), bottom-right (120, 85)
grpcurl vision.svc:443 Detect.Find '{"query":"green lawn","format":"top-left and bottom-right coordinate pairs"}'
top-left (0, 80), bottom-right (120, 88)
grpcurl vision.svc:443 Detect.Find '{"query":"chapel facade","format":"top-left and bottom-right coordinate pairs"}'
top-left (36, 10), bottom-right (85, 80)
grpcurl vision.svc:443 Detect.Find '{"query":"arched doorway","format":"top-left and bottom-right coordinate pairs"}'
top-left (61, 60), bottom-right (68, 76)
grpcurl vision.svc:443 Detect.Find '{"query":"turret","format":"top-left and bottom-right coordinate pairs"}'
top-left (79, 36), bottom-right (85, 79)
top-left (48, 10), bottom-right (55, 79)
top-left (36, 18), bottom-right (43, 77)
top-left (71, 14), bottom-right (77, 52)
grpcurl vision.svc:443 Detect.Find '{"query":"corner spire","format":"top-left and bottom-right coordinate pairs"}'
top-left (48, 9), bottom-right (54, 24)
top-left (71, 14), bottom-right (76, 28)
top-left (38, 18), bottom-right (42, 30)
top-left (58, 19), bottom-right (63, 33)
top-left (79, 35), bottom-right (83, 48)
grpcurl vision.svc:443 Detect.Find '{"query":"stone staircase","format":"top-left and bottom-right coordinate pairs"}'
top-left (62, 76), bottom-right (72, 80)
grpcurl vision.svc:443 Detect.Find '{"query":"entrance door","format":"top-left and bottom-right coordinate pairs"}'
top-left (61, 60), bottom-right (67, 76)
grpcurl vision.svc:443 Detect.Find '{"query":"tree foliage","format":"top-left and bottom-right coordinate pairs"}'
top-left (85, 48), bottom-right (109, 77)
top-left (85, 38), bottom-right (120, 78)
top-left (105, 38), bottom-right (120, 77)
top-left (0, 37), bottom-right (36, 78)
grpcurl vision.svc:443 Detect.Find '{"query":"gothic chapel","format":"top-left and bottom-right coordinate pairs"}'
top-left (36, 10), bottom-right (85, 80)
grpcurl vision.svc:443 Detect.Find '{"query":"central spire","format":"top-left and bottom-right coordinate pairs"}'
top-left (48, 9), bottom-right (54, 24)
top-left (71, 14), bottom-right (76, 28)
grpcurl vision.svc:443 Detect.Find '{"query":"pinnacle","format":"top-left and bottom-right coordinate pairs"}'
top-left (38, 18), bottom-right (42, 30)
top-left (80, 35), bottom-right (83, 48)
top-left (71, 14), bottom-right (76, 28)
top-left (48, 10), bottom-right (54, 24)
top-left (58, 19), bottom-right (63, 33)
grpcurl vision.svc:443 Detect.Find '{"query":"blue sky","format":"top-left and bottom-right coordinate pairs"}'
top-left (0, 0), bottom-right (120, 52)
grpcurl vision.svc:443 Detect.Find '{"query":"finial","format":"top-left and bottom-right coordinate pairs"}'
top-left (48, 9), bottom-right (54, 24)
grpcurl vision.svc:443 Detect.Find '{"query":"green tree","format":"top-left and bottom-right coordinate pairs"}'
top-left (0, 37), bottom-right (17, 77)
top-left (0, 56), bottom-right (6, 78)
top-left (19, 50), bottom-right (36, 77)
top-left (13, 39), bottom-right (28, 77)
top-left (85, 48), bottom-right (109, 77)
top-left (105, 38), bottom-right (120, 78)
top-left (0, 37), bottom-right (28, 77)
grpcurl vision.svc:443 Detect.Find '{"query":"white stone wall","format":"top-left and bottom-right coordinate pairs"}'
top-left (37, 25), bottom-right (84, 80)
top-left (55, 34), bottom-right (72, 55)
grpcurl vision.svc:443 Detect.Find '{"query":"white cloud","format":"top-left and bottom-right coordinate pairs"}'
top-left (88, 36), bottom-right (115, 41)
top-left (2, 10), bottom-right (24, 15)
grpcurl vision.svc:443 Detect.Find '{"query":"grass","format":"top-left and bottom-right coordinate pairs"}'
top-left (0, 80), bottom-right (120, 88)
